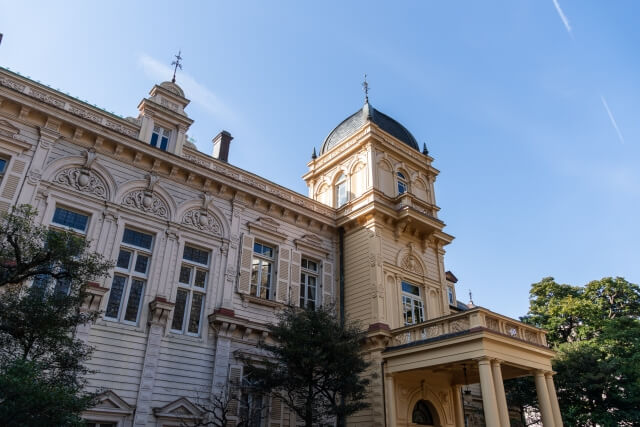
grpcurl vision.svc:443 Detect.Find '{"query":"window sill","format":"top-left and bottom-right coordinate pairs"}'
top-left (240, 293), bottom-right (283, 309)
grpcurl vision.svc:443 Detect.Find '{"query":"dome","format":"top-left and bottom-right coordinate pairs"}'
top-left (159, 81), bottom-right (185, 98)
top-left (320, 101), bottom-right (419, 154)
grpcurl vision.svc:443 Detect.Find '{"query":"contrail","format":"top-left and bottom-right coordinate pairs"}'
top-left (600, 96), bottom-right (625, 144)
top-left (552, 0), bottom-right (573, 37)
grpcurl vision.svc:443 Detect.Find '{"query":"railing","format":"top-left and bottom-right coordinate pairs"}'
top-left (388, 307), bottom-right (548, 348)
top-left (394, 193), bottom-right (438, 218)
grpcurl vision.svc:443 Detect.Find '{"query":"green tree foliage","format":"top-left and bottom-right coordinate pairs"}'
top-left (0, 205), bottom-right (112, 426)
top-left (506, 276), bottom-right (640, 426)
top-left (245, 306), bottom-right (371, 427)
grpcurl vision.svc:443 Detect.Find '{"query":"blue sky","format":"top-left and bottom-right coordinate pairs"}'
top-left (1, 1), bottom-right (638, 319)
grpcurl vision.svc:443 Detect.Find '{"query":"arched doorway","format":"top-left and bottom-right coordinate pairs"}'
top-left (411, 399), bottom-right (440, 426)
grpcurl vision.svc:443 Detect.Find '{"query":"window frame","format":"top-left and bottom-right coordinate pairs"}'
top-left (335, 172), bottom-right (348, 207)
top-left (104, 227), bottom-right (154, 325)
top-left (250, 241), bottom-right (276, 300)
top-left (50, 205), bottom-right (90, 234)
top-left (171, 243), bottom-right (210, 336)
top-left (397, 171), bottom-right (408, 195)
top-left (300, 257), bottom-right (319, 309)
top-left (150, 125), bottom-right (172, 151)
top-left (0, 154), bottom-right (8, 182)
top-left (447, 286), bottom-right (455, 305)
top-left (401, 281), bottom-right (425, 326)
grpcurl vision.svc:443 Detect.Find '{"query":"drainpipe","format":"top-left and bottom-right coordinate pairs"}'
top-left (381, 360), bottom-right (387, 427)
top-left (338, 227), bottom-right (345, 326)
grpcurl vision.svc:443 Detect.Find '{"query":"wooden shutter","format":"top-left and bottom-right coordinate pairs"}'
top-left (322, 261), bottom-right (334, 307)
top-left (290, 251), bottom-right (302, 307)
top-left (270, 396), bottom-right (282, 426)
top-left (227, 365), bottom-right (243, 415)
top-left (276, 247), bottom-right (290, 304)
top-left (238, 234), bottom-right (254, 294)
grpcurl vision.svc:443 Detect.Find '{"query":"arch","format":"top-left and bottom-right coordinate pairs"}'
top-left (350, 161), bottom-right (367, 199)
top-left (334, 171), bottom-right (348, 208)
top-left (175, 199), bottom-right (230, 239)
top-left (396, 168), bottom-right (409, 195)
top-left (42, 155), bottom-right (117, 202)
top-left (412, 400), bottom-right (437, 425)
top-left (315, 181), bottom-right (331, 206)
top-left (377, 159), bottom-right (394, 197)
top-left (115, 179), bottom-right (177, 222)
top-left (405, 386), bottom-right (447, 427)
top-left (396, 243), bottom-right (426, 277)
top-left (413, 178), bottom-right (429, 202)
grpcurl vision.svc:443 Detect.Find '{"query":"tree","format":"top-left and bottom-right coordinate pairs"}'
top-left (506, 276), bottom-right (640, 426)
top-left (0, 205), bottom-right (113, 426)
top-left (245, 306), bottom-right (371, 427)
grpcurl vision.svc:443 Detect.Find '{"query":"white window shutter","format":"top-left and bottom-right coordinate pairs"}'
top-left (290, 251), bottom-right (302, 307)
top-left (270, 395), bottom-right (282, 424)
top-left (227, 365), bottom-right (243, 415)
top-left (238, 234), bottom-right (254, 294)
top-left (276, 247), bottom-right (290, 304)
top-left (322, 261), bottom-right (334, 307)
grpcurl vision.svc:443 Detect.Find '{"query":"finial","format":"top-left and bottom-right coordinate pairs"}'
top-left (362, 74), bottom-right (369, 103)
top-left (311, 147), bottom-right (317, 160)
top-left (468, 289), bottom-right (474, 307)
top-left (171, 50), bottom-right (183, 83)
top-left (422, 142), bottom-right (429, 155)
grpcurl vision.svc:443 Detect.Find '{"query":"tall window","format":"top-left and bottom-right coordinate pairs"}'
top-left (0, 155), bottom-right (8, 183)
top-left (251, 242), bottom-right (275, 300)
top-left (51, 206), bottom-right (89, 234)
top-left (335, 173), bottom-right (348, 207)
top-left (150, 125), bottom-right (172, 151)
top-left (172, 245), bottom-right (209, 335)
top-left (300, 258), bottom-right (318, 309)
top-left (397, 171), bottom-right (408, 195)
top-left (105, 228), bottom-right (153, 324)
top-left (402, 281), bottom-right (424, 325)
top-left (447, 286), bottom-right (454, 305)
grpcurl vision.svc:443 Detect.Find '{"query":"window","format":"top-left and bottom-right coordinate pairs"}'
top-left (150, 125), bottom-right (172, 151)
top-left (447, 286), bottom-right (454, 305)
top-left (397, 171), bottom-right (408, 195)
top-left (300, 258), bottom-right (318, 309)
top-left (51, 206), bottom-right (89, 233)
top-left (412, 400), bottom-right (435, 425)
top-left (251, 242), bottom-right (275, 300)
top-left (171, 245), bottom-right (210, 335)
top-left (402, 281), bottom-right (424, 325)
top-left (105, 228), bottom-right (153, 324)
top-left (0, 156), bottom-right (7, 181)
top-left (240, 374), bottom-right (266, 427)
top-left (335, 173), bottom-right (348, 207)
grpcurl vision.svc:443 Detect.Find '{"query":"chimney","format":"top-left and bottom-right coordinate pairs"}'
top-left (212, 130), bottom-right (233, 162)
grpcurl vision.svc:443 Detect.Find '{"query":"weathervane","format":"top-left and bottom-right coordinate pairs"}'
top-left (171, 50), bottom-right (183, 83)
top-left (362, 74), bottom-right (369, 103)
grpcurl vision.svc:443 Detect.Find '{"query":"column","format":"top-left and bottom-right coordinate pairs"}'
top-left (477, 358), bottom-right (501, 427)
top-left (384, 373), bottom-right (397, 427)
top-left (545, 372), bottom-right (563, 427)
top-left (534, 370), bottom-right (555, 427)
top-left (491, 360), bottom-right (510, 427)
top-left (452, 385), bottom-right (465, 427)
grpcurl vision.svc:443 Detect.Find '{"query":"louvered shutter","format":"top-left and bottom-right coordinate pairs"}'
top-left (270, 396), bottom-right (282, 426)
top-left (238, 234), bottom-right (254, 294)
top-left (290, 251), bottom-right (302, 307)
top-left (276, 247), bottom-right (290, 303)
top-left (227, 365), bottom-right (243, 415)
top-left (322, 261), bottom-right (334, 307)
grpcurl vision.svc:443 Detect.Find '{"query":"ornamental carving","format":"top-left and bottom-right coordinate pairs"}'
top-left (181, 209), bottom-right (222, 236)
top-left (123, 190), bottom-right (169, 219)
top-left (54, 167), bottom-right (108, 200)
top-left (401, 255), bottom-right (423, 275)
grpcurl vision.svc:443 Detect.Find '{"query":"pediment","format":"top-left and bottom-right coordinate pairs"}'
top-left (90, 390), bottom-right (133, 414)
top-left (248, 217), bottom-right (286, 242)
top-left (294, 233), bottom-right (329, 257)
top-left (0, 120), bottom-right (19, 138)
top-left (153, 397), bottom-right (202, 420)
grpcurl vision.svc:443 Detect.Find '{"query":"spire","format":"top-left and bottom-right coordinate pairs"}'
top-left (362, 74), bottom-right (369, 103)
top-left (422, 142), bottom-right (429, 155)
top-left (171, 50), bottom-right (183, 83)
top-left (311, 147), bottom-right (317, 160)
top-left (467, 290), bottom-right (475, 308)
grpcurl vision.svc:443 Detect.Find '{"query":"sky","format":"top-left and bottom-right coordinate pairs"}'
top-left (1, 1), bottom-right (638, 319)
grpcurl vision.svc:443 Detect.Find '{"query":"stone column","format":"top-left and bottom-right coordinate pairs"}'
top-left (133, 297), bottom-right (174, 426)
top-left (477, 358), bottom-right (501, 427)
top-left (545, 372), bottom-right (563, 427)
top-left (452, 385), bottom-right (465, 427)
top-left (491, 360), bottom-right (510, 427)
top-left (384, 373), bottom-right (397, 427)
top-left (534, 370), bottom-right (555, 427)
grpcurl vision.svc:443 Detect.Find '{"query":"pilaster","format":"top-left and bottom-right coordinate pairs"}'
top-left (534, 370), bottom-right (555, 427)
top-left (477, 358), bottom-right (500, 427)
top-left (545, 372), bottom-right (563, 427)
top-left (491, 360), bottom-right (510, 427)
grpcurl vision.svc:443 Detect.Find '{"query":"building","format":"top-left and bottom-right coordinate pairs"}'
top-left (0, 66), bottom-right (563, 427)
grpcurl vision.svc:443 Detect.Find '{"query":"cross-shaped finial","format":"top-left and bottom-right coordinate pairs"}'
top-left (362, 74), bottom-right (369, 103)
top-left (468, 290), bottom-right (474, 305)
top-left (171, 50), bottom-right (183, 83)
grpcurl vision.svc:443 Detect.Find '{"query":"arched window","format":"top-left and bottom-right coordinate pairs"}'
top-left (335, 173), bottom-right (348, 207)
top-left (397, 171), bottom-right (408, 195)
top-left (412, 400), bottom-right (435, 425)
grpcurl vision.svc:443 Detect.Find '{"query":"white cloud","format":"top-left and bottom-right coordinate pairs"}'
top-left (552, 0), bottom-right (573, 37)
top-left (600, 96), bottom-right (625, 144)
top-left (138, 54), bottom-right (237, 125)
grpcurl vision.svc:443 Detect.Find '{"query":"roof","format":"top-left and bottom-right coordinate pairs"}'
top-left (319, 101), bottom-right (420, 154)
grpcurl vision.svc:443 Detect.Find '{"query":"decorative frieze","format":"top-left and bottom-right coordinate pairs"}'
top-left (181, 208), bottom-right (222, 236)
top-left (54, 167), bottom-right (108, 200)
top-left (123, 190), bottom-right (169, 219)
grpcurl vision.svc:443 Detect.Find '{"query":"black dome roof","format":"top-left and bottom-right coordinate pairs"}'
top-left (319, 101), bottom-right (419, 154)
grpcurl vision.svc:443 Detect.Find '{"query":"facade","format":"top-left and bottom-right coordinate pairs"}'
top-left (0, 66), bottom-right (563, 427)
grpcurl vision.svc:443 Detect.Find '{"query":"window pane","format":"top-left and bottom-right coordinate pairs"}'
top-left (150, 132), bottom-right (159, 147)
top-left (32, 273), bottom-right (50, 290)
top-left (179, 265), bottom-right (192, 284)
top-left (124, 279), bottom-right (144, 322)
top-left (188, 293), bottom-right (204, 334)
top-left (398, 181), bottom-right (407, 194)
top-left (183, 245), bottom-right (209, 265)
top-left (194, 269), bottom-right (207, 288)
top-left (116, 249), bottom-right (132, 269)
top-left (105, 276), bottom-right (127, 318)
top-left (0, 158), bottom-right (6, 174)
top-left (171, 289), bottom-right (188, 331)
top-left (260, 262), bottom-right (271, 299)
top-left (134, 254), bottom-right (149, 275)
top-left (160, 136), bottom-right (168, 151)
top-left (122, 228), bottom-right (153, 249)
top-left (54, 277), bottom-right (71, 295)
top-left (52, 207), bottom-right (88, 232)
top-left (402, 282), bottom-right (420, 296)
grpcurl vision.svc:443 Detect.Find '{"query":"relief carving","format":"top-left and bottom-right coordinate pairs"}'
top-left (181, 209), bottom-right (222, 236)
top-left (401, 255), bottom-right (423, 275)
top-left (54, 167), bottom-right (108, 200)
top-left (123, 190), bottom-right (169, 219)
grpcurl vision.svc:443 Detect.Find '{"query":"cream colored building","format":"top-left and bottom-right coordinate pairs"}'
top-left (0, 66), bottom-right (562, 427)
